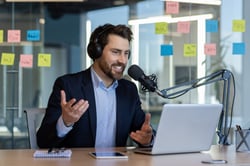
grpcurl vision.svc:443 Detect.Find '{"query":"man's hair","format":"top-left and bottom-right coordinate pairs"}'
top-left (87, 23), bottom-right (133, 60)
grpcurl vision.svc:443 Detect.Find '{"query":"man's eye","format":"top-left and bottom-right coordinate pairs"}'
top-left (125, 52), bottom-right (130, 55)
top-left (112, 50), bottom-right (119, 55)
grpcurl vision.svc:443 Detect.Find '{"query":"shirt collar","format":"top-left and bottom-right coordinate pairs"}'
top-left (90, 66), bottom-right (118, 91)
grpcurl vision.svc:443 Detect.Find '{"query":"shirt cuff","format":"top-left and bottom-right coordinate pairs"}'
top-left (56, 116), bottom-right (73, 137)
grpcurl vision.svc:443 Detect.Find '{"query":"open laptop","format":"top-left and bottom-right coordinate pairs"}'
top-left (135, 103), bottom-right (223, 155)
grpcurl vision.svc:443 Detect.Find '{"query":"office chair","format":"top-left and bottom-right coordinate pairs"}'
top-left (24, 108), bottom-right (46, 149)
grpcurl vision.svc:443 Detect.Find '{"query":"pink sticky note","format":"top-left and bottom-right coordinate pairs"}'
top-left (204, 43), bottom-right (216, 56)
top-left (177, 21), bottom-right (190, 33)
top-left (8, 30), bottom-right (21, 43)
top-left (166, 2), bottom-right (179, 14)
top-left (20, 54), bottom-right (33, 68)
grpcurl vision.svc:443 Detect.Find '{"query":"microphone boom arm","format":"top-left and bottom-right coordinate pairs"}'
top-left (159, 69), bottom-right (234, 145)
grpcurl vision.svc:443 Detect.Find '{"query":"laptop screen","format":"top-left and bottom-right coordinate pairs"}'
top-left (135, 104), bottom-right (222, 155)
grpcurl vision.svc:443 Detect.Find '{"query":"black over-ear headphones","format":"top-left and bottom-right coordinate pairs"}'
top-left (87, 24), bottom-right (114, 60)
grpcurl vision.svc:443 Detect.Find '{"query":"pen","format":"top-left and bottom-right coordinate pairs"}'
top-left (236, 125), bottom-right (250, 151)
top-left (236, 125), bottom-right (242, 131)
top-left (48, 147), bottom-right (66, 154)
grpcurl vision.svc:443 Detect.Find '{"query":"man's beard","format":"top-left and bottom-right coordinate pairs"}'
top-left (100, 61), bottom-right (125, 80)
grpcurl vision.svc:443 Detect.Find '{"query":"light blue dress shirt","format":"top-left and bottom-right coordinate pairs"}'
top-left (91, 67), bottom-right (118, 147)
top-left (56, 66), bottom-right (118, 147)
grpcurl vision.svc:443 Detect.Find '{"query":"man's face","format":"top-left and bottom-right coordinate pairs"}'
top-left (95, 34), bottom-right (130, 81)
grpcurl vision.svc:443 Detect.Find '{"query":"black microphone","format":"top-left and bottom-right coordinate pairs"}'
top-left (128, 64), bottom-right (164, 97)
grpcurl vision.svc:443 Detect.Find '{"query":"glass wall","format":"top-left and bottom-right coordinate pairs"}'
top-left (0, 0), bottom-right (248, 148)
top-left (83, 1), bottom-right (235, 145)
top-left (0, 3), bottom-right (45, 148)
top-left (128, 2), bottom-right (221, 111)
top-left (84, 1), bottom-right (230, 142)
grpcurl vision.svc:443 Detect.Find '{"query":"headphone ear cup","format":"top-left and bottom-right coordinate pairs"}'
top-left (94, 43), bottom-right (102, 59)
top-left (87, 41), bottom-right (102, 60)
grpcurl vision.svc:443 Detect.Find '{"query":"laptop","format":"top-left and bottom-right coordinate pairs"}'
top-left (135, 103), bottom-right (223, 155)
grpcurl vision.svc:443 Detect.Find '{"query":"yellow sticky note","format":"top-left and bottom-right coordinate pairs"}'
top-left (184, 44), bottom-right (197, 57)
top-left (0, 30), bottom-right (3, 43)
top-left (155, 22), bottom-right (168, 34)
top-left (1, 53), bottom-right (15, 65)
top-left (38, 53), bottom-right (51, 67)
top-left (232, 20), bottom-right (245, 32)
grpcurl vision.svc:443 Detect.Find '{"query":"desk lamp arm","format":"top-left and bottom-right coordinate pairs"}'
top-left (159, 69), bottom-right (233, 145)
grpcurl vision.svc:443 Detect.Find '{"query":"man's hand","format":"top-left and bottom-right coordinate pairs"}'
top-left (60, 90), bottom-right (89, 127)
top-left (130, 113), bottom-right (153, 146)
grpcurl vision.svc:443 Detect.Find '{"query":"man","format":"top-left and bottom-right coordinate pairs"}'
top-left (37, 23), bottom-right (154, 148)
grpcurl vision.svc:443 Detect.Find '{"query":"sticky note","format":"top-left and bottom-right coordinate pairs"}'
top-left (20, 54), bottom-right (33, 68)
top-left (204, 43), bottom-right (216, 56)
top-left (184, 44), bottom-right (197, 57)
top-left (38, 53), bottom-right (51, 67)
top-left (0, 30), bottom-right (3, 43)
top-left (206, 20), bottom-right (218, 32)
top-left (27, 30), bottom-right (40, 41)
top-left (161, 44), bottom-right (173, 56)
top-left (177, 21), bottom-right (190, 34)
top-left (1, 53), bottom-right (15, 65)
top-left (166, 2), bottom-right (179, 14)
top-left (155, 22), bottom-right (168, 34)
top-left (232, 42), bottom-right (245, 55)
top-left (7, 29), bottom-right (21, 43)
top-left (232, 20), bottom-right (245, 32)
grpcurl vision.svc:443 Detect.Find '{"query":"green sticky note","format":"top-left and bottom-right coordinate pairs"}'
top-left (232, 20), bottom-right (245, 32)
top-left (1, 53), bottom-right (15, 65)
top-left (38, 53), bottom-right (51, 67)
top-left (155, 22), bottom-right (168, 34)
top-left (184, 44), bottom-right (197, 57)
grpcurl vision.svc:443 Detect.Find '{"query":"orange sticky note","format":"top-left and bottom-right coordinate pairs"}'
top-left (1, 53), bottom-right (15, 65)
top-left (166, 2), bottom-right (179, 14)
top-left (20, 54), bottom-right (33, 68)
top-left (0, 30), bottom-right (3, 43)
top-left (177, 21), bottom-right (190, 34)
top-left (38, 53), bottom-right (51, 67)
top-left (184, 44), bottom-right (197, 57)
top-left (7, 30), bottom-right (21, 43)
top-left (204, 43), bottom-right (216, 56)
top-left (155, 22), bottom-right (168, 34)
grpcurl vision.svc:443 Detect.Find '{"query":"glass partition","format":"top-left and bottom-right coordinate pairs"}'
top-left (0, 0), bottom-right (248, 148)
top-left (0, 3), bottom-right (44, 148)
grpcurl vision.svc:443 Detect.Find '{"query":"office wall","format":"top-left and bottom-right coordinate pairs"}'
top-left (242, 0), bottom-right (250, 127)
top-left (0, 0), bottom-right (249, 148)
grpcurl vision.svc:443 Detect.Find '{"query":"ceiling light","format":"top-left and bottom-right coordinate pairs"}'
top-left (5, 0), bottom-right (85, 2)
top-left (128, 14), bottom-right (214, 25)
top-left (161, 0), bottom-right (221, 6)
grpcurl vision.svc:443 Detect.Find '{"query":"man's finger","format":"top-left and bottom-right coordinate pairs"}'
top-left (144, 113), bottom-right (151, 125)
top-left (60, 90), bottom-right (66, 105)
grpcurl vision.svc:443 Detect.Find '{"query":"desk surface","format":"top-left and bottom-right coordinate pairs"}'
top-left (1, 145), bottom-right (250, 166)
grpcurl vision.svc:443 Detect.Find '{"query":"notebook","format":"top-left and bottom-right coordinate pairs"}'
top-left (135, 103), bottom-right (223, 155)
top-left (33, 149), bottom-right (72, 158)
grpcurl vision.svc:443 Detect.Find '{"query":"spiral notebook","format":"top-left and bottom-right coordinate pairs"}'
top-left (33, 149), bottom-right (72, 158)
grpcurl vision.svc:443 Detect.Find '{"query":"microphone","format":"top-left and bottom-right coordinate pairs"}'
top-left (128, 64), bottom-right (164, 97)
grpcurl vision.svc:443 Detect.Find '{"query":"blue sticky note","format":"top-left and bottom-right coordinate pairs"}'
top-left (161, 44), bottom-right (173, 56)
top-left (206, 20), bottom-right (218, 32)
top-left (232, 42), bottom-right (245, 55)
top-left (27, 30), bottom-right (40, 41)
